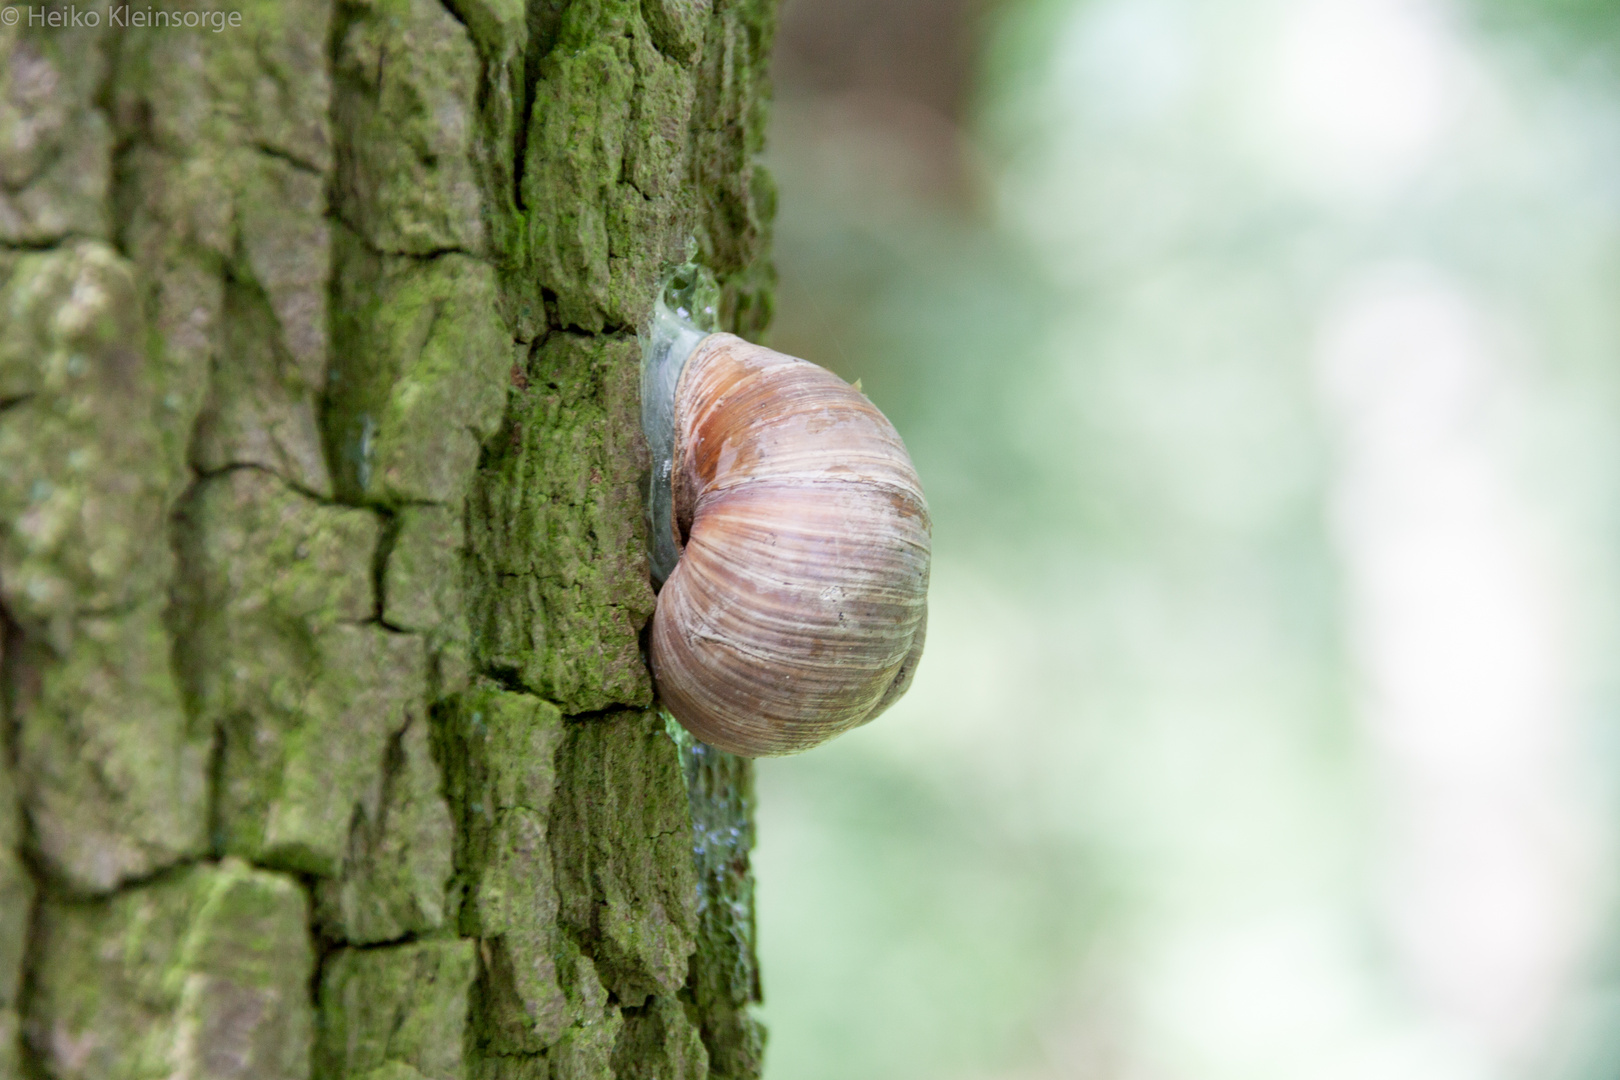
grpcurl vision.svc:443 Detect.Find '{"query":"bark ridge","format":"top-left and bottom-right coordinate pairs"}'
top-left (0, 0), bottom-right (777, 1074)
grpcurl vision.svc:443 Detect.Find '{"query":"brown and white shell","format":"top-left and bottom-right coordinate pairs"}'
top-left (649, 333), bottom-right (931, 756)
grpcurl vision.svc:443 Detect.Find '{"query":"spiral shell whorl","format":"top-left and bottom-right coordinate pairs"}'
top-left (650, 334), bottom-right (931, 756)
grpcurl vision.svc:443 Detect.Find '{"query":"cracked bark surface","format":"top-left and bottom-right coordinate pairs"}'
top-left (0, 0), bottom-right (775, 1074)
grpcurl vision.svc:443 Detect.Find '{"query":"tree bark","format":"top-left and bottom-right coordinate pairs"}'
top-left (0, 0), bottom-right (776, 1075)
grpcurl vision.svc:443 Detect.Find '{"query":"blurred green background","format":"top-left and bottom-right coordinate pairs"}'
top-left (751, 0), bottom-right (1620, 1077)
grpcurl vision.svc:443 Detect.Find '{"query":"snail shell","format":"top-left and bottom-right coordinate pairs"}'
top-left (649, 333), bottom-right (931, 756)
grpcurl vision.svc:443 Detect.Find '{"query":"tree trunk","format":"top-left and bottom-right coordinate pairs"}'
top-left (0, 0), bottom-right (776, 1075)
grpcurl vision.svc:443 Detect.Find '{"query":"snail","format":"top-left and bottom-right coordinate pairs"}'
top-left (641, 266), bottom-right (930, 756)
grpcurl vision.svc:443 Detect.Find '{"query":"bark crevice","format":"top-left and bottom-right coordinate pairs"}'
top-left (2, 0), bottom-right (778, 1072)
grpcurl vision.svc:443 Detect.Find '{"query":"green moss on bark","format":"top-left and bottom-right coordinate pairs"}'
top-left (383, 505), bottom-right (468, 640)
top-left (0, 749), bottom-right (31, 1077)
top-left (315, 940), bottom-right (478, 1080)
top-left (325, 228), bottom-right (510, 507)
top-left (689, 0), bottom-right (779, 338)
top-left (315, 710), bottom-right (456, 944)
top-left (551, 710), bottom-right (698, 1006)
top-left (191, 192), bottom-right (334, 497)
top-left (468, 332), bottom-right (655, 713)
top-left (18, 601), bottom-right (208, 896)
top-left (5, 0), bottom-right (781, 1071)
top-left (437, 686), bottom-right (568, 1052)
top-left (449, 0), bottom-right (780, 1071)
top-left (520, 0), bottom-right (701, 333)
top-left (0, 242), bottom-right (209, 895)
top-left (215, 621), bottom-right (428, 878)
top-left (613, 995), bottom-right (710, 1080)
top-left (674, 729), bottom-right (765, 1078)
top-left (333, 0), bottom-right (487, 257)
top-left (27, 859), bottom-right (315, 1079)
top-left (0, 243), bottom-right (177, 647)
top-left (112, 0), bottom-right (336, 476)
top-left (0, 17), bottom-right (113, 244)
top-left (170, 469), bottom-right (438, 878)
top-left (544, 934), bottom-right (623, 1080)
